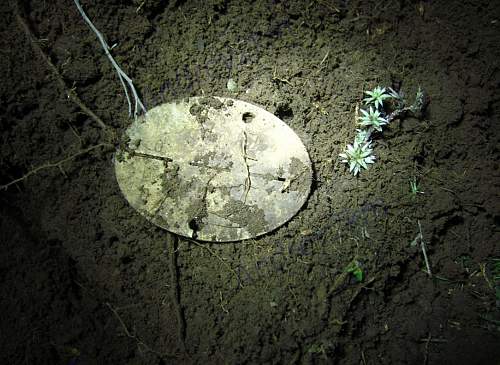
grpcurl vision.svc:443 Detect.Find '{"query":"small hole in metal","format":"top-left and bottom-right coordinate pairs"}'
top-left (242, 112), bottom-right (255, 123)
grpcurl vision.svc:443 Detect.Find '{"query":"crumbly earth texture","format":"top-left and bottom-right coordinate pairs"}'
top-left (0, 0), bottom-right (499, 364)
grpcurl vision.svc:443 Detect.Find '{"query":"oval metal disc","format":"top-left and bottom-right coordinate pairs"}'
top-left (114, 96), bottom-right (312, 242)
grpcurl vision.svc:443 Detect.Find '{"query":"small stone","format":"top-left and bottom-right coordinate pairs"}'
top-left (226, 78), bottom-right (238, 92)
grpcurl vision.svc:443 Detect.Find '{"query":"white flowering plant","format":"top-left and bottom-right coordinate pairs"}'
top-left (339, 140), bottom-right (376, 176)
top-left (358, 106), bottom-right (388, 132)
top-left (339, 84), bottom-right (428, 176)
top-left (354, 129), bottom-right (371, 145)
top-left (363, 86), bottom-right (391, 109)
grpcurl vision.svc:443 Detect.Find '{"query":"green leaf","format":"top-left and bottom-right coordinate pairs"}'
top-left (346, 261), bottom-right (364, 282)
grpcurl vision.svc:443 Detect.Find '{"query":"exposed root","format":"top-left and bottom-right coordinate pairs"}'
top-left (13, 2), bottom-right (111, 133)
top-left (241, 131), bottom-right (252, 203)
top-left (106, 302), bottom-right (177, 359)
top-left (166, 233), bottom-right (187, 353)
top-left (73, 0), bottom-right (146, 119)
top-left (187, 238), bottom-right (241, 287)
top-left (0, 144), bottom-right (110, 191)
top-left (479, 263), bottom-right (494, 291)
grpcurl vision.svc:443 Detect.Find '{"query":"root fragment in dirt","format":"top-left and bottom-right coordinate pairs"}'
top-left (411, 220), bottom-right (432, 277)
top-left (73, 0), bottom-right (146, 119)
top-left (0, 144), bottom-right (110, 191)
top-left (106, 302), bottom-right (178, 360)
top-left (166, 233), bottom-right (187, 353)
top-left (13, 2), bottom-right (110, 132)
top-left (187, 238), bottom-right (241, 287)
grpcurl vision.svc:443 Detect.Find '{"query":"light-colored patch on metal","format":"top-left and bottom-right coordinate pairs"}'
top-left (114, 96), bottom-right (312, 242)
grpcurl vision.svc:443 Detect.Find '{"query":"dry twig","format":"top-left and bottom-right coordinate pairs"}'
top-left (418, 220), bottom-right (432, 277)
top-left (411, 220), bottom-right (432, 277)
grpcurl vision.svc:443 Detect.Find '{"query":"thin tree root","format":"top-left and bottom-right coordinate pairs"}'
top-left (0, 144), bottom-right (110, 191)
top-left (166, 233), bottom-right (187, 353)
top-left (106, 302), bottom-right (177, 359)
top-left (187, 238), bottom-right (241, 287)
top-left (13, 2), bottom-right (110, 133)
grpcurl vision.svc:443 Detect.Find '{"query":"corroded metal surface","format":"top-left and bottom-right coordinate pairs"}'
top-left (115, 97), bottom-right (312, 242)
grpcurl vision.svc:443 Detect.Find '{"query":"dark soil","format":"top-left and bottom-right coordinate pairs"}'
top-left (1, 0), bottom-right (499, 364)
